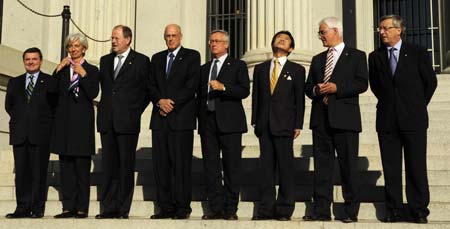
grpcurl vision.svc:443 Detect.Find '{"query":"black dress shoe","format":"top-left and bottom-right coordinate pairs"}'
top-left (202, 212), bottom-right (223, 220)
top-left (5, 212), bottom-right (30, 219)
top-left (251, 215), bottom-right (272, 220)
top-left (75, 212), bottom-right (88, 218)
top-left (117, 214), bottom-right (129, 219)
top-left (302, 215), bottom-right (331, 221)
top-left (30, 212), bottom-right (44, 218)
top-left (150, 212), bottom-right (174, 219)
top-left (414, 216), bottom-right (428, 224)
top-left (223, 213), bottom-right (238, 220)
top-left (172, 213), bottom-right (190, 219)
top-left (383, 212), bottom-right (402, 223)
top-left (95, 213), bottom-right (117, 219)
top-left (276, 216), bottom-right (291, 221)
top-left (54, 211), bottom-right (76, 218)
top-left (338, 216), bottom-right (358, 223)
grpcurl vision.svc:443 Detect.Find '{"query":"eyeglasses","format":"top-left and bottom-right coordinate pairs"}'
top-left (209, 39), bottom-right (226, 44)
top-left (376, 26), bottom-right (397, 32)
top-left (317, 28), bottom-right (335, 37)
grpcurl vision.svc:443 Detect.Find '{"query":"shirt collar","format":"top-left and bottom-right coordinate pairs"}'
top-left (117, 47), bottom-right (131, 59)
top-left (332, 42), bottom-right (345, 52)
top-left (272, 56), bottom-right (288, 66)
top-left (168, 46), bottom-right (182, 58)
top-left (213, 53), bottom-right (228, 64)
top-left (27, 71), bottom-right (40, 79)
top-left (388, 39), bottom-right (402, 51)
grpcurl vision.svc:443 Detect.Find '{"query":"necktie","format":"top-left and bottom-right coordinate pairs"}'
top-left (166, 52), bottom-right (175, 79)
top-left (114, 54), bottom-right (124, 79)
top-left (68, 72), bottom-right (80, 98)
top-left (389, 47), bottom-right (397, 76)
top-left (68, 59), bottom-right (84, 98)
top-left (207, 59), bottom-right (219, 111)
top-left (26, 74), bottom-right (34, 103)
top-left (270, 58), bottom-right (280, 95)
top-left (323, 48), bottom-right (335, 104)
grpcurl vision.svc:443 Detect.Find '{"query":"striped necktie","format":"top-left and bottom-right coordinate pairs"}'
top-left (68, 59), bottom-right (85, 98)
top-left (26, 74), bottom-right (35, 103)
top-left (270, 58), bottom-right (280, 95)
top-left (323, 48), bottom-right (335, 104)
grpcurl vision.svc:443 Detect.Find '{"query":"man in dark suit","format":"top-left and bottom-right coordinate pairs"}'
top-left (369, 15), bottom-right (437, 224)
top-left (251, 31), bottom-right (305, 221)
top-left (303, 17), bottom-right (368, 223)
top-left (5, 47), bottom-right (57, 218)
top-left (198, 30), bottom-right (250, 220)
top-left (96, 25), bottom-right (151, 219)
top-left (149, 24), bottom-right (200, 220)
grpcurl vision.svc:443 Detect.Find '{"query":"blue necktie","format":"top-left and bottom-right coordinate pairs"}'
top-left (166, 52), bottom-right (174, 79)
top-left (389, 47), bottom-right (397, 76)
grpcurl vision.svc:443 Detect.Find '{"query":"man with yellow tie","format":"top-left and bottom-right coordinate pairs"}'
top-left (251, 31), bottom-right (305, 221)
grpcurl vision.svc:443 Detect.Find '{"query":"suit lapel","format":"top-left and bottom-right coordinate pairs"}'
top-left (272, 60), bottom-right (293, 95)
top-left (216, 56), bottom-right (232, 82)
top-left (167, 47), bottom-right (185, 83)
top-left (18, 74), bottom-right (27, 102)
top-left (261, 61), bottom-right (271, 96)
top-left (115, 50), bottom-right (135, 81)
top-left (329, 47), bottom-right (350, 81)
top-left (317, 51), bottom-right (327, 82)
top-left (394, 43), bottom-right (407, 79)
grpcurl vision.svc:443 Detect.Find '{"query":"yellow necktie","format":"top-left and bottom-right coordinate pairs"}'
top-left (270, 58), bottom-right (279, 95)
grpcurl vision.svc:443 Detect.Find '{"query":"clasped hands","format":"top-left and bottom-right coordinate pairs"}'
top-left (315, 82), bottom-right (337, 95)
top-left (158, 99), bottom-right (174, 117)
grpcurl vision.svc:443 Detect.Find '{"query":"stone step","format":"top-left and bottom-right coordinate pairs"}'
top-left (0, 169), bottom-right (449, 187)
top-left (2, 143), bottom-right (450, 163)
top-left (2, 154), bottom-right (450, 173)
top-left (0, 219), bottom-right (448, 229)
top-left (1, 185), bottom-right (450, 203)
top-left (0, 200), bottom-right (449, 221)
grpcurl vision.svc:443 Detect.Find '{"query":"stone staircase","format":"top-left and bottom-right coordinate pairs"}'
top-left (0, 74), bottom-right (449, 228)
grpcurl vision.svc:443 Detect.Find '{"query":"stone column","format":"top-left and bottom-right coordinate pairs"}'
top-left (243, 0), bottom-right (316, 72)
top-left (243, 0), bottom-right (344, 77)
top-left (67, 0), bottom-right (136, 65)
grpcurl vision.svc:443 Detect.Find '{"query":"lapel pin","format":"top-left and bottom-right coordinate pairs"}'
top-left (40, 80), bottom-right (44, 83)
top-left (404, 54), bottom-right (408, 56)
top-left (227, 62), bottom-right (230, 65)
top-left (345, 52), bottom-right (349, 56)
top-left (179, 57), bottom-right (183, 60)
top-left (128, 62), bottom-right (132, 64)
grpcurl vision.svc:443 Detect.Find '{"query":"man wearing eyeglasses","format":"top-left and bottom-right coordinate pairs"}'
top-left (149, 24), bottom-right (200, 220)
top-left (303, 17), bottom-right (368, 223)
top-left (369, 15), bottom-right (437, 224)
top-left (197, 30), bottom-right (250, 220)
top-left (251, 31), bottom-right (305, 221)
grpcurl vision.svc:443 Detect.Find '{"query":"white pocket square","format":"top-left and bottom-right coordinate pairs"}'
top-left (286, 76), bottom-right (292, 80)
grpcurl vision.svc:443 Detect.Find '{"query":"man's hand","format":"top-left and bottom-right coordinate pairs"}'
top-left (209, 80), bottom-right (225, 91)
top-left (294, 129), bottom-right (301, 139)
top-left (318, 82), bottom-right (337, 94)
top-left (159, 110), bottom-right (167, 117)
top-left (158, 99), bottom-right (175, 113)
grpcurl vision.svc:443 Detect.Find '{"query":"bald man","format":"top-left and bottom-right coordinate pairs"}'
top-left (148, 24), bottom-right (201, 219)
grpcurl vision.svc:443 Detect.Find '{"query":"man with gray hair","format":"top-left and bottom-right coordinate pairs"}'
top-left (369, 15), bottom-right (437, 224)
top-left (303, 16), bottom-right (368, 223)
top-left (198, 30), bottom-right (250, 220)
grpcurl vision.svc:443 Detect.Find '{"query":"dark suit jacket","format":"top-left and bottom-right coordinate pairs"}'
top-left (5, 72), bottom-right (58, 145)
top-left (149, 47), bottom-right (200, 131)
top-left (369, 42), bottom-right (437, 132)
top-left (97, 49), bottom-right (151, 134)
top-left (198, 56), bottom-right (250, 135)
top-left (305, 46), bottom-right (368, 132)
top-left (52, 61), bottom-right (99, 156)
top-left (251, 59), bottom-right (305, 137)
